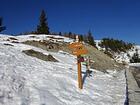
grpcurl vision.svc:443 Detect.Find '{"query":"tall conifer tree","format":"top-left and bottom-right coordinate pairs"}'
top-left (37, 10), bottom-right (50, 34)
top-left (87, 30), bottom-right (96, 47)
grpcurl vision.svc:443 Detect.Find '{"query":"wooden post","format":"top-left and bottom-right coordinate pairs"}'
top-left (69, 35), bottom-right (88, 89)
top-left (77, 55), bottom-right (83, 89)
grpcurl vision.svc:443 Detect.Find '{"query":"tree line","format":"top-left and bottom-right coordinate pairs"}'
top-left (99, 38), bottom-right (133, 53)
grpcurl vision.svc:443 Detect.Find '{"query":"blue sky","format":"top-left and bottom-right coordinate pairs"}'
top-left (0, 0), bottom-right (140, 44)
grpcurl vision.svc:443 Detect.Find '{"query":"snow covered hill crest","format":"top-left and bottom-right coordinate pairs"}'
top-left (95, 40), bottom-right (140, 64)
top-left (0, 34), bottom-right (126, 105)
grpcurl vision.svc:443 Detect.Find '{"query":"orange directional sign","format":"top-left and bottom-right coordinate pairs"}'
top-left (69, 42), bottom-right (88, 56)
top-left (69, 42), bottom-right (83, 49)
top-left (72, 48), bottom-right (88, 56)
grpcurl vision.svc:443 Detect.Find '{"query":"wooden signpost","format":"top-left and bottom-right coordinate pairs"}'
top-left (69, 36), bottom-right (88, 89)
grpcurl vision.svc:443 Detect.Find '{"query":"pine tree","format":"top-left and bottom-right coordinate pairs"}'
top-left (87, 30), bottom-right (96, 47)
top-left (37, 10), bottom-right (50, 34)
top-left (99, 38), bottom-right (133, 53)
top-left (0, 17), bottom-right (2, 26)
top-left (59, 32), bottom-right (62, 36)
top-left (0, 17), bottom-right (6, 32)
top-left (79, 35), bottom-right (83, 42)
top-left (68, 32), bottom-right (72, 38)
top-left (83, 34), bottom-right (88, 43)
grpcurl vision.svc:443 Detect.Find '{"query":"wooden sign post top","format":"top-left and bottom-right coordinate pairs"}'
top-left (69, 42), bottom-right (88, 56)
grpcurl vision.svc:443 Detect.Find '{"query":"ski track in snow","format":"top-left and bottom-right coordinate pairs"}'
top-left (0, 35), bottom-right (126, 105)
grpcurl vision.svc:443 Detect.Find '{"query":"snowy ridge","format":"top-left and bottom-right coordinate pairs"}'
top-left (114, 45), bottom-right (140, 63)
top-left (129, 63), bottom-right (140, 67)
top-left (17, 34), bottom-right (74, 43)
top-left (95, 40), bottom-right (140, 64)
top-left (0, 35), bottom-right (126, 105)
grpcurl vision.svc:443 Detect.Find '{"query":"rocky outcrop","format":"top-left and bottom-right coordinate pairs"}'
top-left (22, 49), bottom-right (58, 62)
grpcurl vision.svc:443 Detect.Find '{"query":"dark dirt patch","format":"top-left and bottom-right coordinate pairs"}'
top-left (135, 91), bottom-right (140, 93)
top-left (9, 37), bottom-right (18, 40)
top-left (22, 49), bottom-right (58, 62)
top-left (11, 41), bottom-right (19, 43)
top-left (6, 37), bottom-right (18, 42)
top-left (29, 36), bottom-right (36, 38)
top-left (3, 43), bottom-right (14, 46)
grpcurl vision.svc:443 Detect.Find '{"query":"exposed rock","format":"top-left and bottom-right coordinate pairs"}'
top-left (3, 43), bottom-right (14, 46)
top-left (9, 37), bottom-right (18, 40)
top-left (22, 49), bottom-right (58, 62)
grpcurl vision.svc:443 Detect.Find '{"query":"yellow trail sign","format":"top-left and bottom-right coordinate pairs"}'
top-left (69, 42), bottom-right (83, 49)
top-left (72, 48), bottom-right (88, 56)
top-left (69, 42), bottom-right (88, 56)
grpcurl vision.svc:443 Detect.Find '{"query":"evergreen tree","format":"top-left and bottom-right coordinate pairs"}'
top-left (72, 33), bottom-right (76, 40)
top-left (87, 30), bottom-right (96, 47)
top-left (79, 34), bottom-right (83, 42)
top-left (0, 17), bottom-right (6, 32)
top-left (37, 10), bottom-right (50, 34)
top-left (83, 34), bottom-right (88, 43)
top-left (99, 38), bottom-right (133, 53)
top-left (59, 32), bottom-right (62, 36)
top-left (0, 17), bottom-right (2, 26)
top-left (68, 32), bottom-right (72, 38)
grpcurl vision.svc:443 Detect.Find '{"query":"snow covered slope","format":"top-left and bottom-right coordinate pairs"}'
top-left (114, 45), bottom-right (140, 63)
top-left (0, 34), bottom-right (126, 105)
top-left (95, 40), bottom-right (140, 64)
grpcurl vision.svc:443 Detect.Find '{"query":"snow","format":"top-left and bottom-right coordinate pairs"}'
top-left (114, 45), bottom-right (140, 64)
top-left (16, 34), bottom-right (74, 43)
top-left (129, 63), bottom-right (140, 67)
top-left (95, 40), bottom-right (140, 64)
top-left (95, 40), bottom-right (104, 51)
top-left (0, 34), bottom-right (126, 105)
top-left (114, 52), bottom-right (130, 64)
